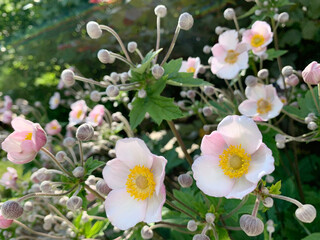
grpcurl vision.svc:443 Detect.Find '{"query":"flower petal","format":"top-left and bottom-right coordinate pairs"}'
top-left (7, 140), bottom-right (37, 164)
top-left (216, 64), bottom-right (240, 80)
top-left (151, 155), bottom-right (167, 195)
top-left (245, 84), bottom-right (266, 100)
top-left (103, 158), bottom-right (130, 190)
top-left (225, 177), bottom-right (257, 199)
top-left (219, 30), bottom-right (238, 50)
top-left (11, 117), bottom-right (34, 132)
top-left (192, 155), bottom-right (234, 197)
top-left (201, 131), bottom-right (228, 157)
top-left (238, 100), bottom-right (258, 117)
top-left (105, 188), bottom-right (147, 230)
top-left (144, 185), bottom-right (166, 223)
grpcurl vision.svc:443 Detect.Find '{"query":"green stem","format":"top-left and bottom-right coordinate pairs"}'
top-left (165, 200), bottom-right (196, 220)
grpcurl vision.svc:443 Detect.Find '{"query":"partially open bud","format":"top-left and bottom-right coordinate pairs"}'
top-left (76, 123), bottom-right (94, 141)
top-left (295, 204), bottom-right (317, 223)
top-left (86, 21), bottom-right (102, 39)
top-left (152, 65), bottom-right (164, 79)
top-left (141, 225), bottom-right (153, 239)
top-left (66, 196), bottom-right (83, 211)
top-left (178, 173), bottom-right (193, 188)
top-left (154, 5), bottom-right (167, 18)
top-left (106, 85), bottom-right (119, 97)
top-left (263, 197), bottom-right (274, 208)
top-left (1, 201), bottom-right (24, 220)
top-left (224, 8), bottom-right (235, 20)
top-left (178, 13), bottom-right (194, 30)
top-left (127, 41), bottom-right (137, 53)
top-left (282, 66), bottom-right (293, 77)
top-left (205, 213), bottom-right (215, 224)
top-left (193, 234), bottom-right (210, 240)
top-left (187, 220), bottom-right (197, 231)
top-left (72, 167), bottom-right (85, 178)
top-left (63, 137), bottom-right (76, 148)
top-left (258, 69), bottom-right (269, 79)
top-left (240, 215), bottom-right (264, 236)
top-left (204, 86), bottom-right (215, 96)
top-left (61, 69), bottom-right (75, 87)
top-left (97, 49), bottom-right (112, 64)
top-left (278, 12), bottom-right (289, 23)
top-left (245, 75), bottom-right (258, 87)
top-left (90, 91), bottom-right (101, 102)
top-left (0, 213), bottom-right (13, 229)
top-left (96, 180), bottom-right (111, 195)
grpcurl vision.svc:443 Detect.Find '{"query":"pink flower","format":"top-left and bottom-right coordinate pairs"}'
top-left (49, 92), bottom-right (60, 110)
top-left (1, 117), bottom-right (47, 164)
top-left (4, 96), bottom-right (12, 110)
top-left (211, 30), bottom-right (249, 80)
top-left (68, 100), bottom-right (88, 126)
top-left (238, 84), bottom-right (283, 121)
top-left (192, 115), bottom-right (274, 199)
top-left (2, 110), bottom-right (12, 124)
top-left (0, 167), bottom-right (18, 190)
top-left (242, 21), bottom-right (273, 55)
top-left (45, 120), bottom-right (62, 135)
top-left (86, 105), bottom-right (105, 127)
top-left (302, 61), bottom-right (320, 85)
top-left (103, 138), bottom-right (167, 230)
top-left (179, 57), bottom-right (201, 78)
top-left (0, 214), bottom-right (13, 229)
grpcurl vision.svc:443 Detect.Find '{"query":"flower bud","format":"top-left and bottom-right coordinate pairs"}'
top-left (224, 8), bottom-right (235, 20)
top-left (278, 12), bottom-right (289, 23)
top-left (276, 142), bottom-right (285, 149)
top-left (0, 214), bottom-right (13, 229)
top-left (72, 167), bottom-right (85, 178)
top-left (245, 75), bottom-right (258, 87)
top-left (187, 220), bottom-right (197, 231)
top-left (203, 45), bottom-right (211, 54)
top-left (202, 106), bottom-right (213, 117)
top-left (81, 211), bottom-right (90, 223)
top-left (154, 5), bottom-right (167, 18)
top-left (187, 90), bottom-right (196, 99)
top-left (258, 69), bottom-right (269, 79)
top-left (44, 214), bottom-right (55, 224)
top-left (267, 225), bottom-right (275, 233)
top-left (86, 21), bottom-right (102, 39)
top-left (193, 234), bottom-right (210, 240)
top-left (178, 13), bottom-right (194, 30)
top-left (106, 85), bottom-right (119, 97)
top-left (23, 201), bottom-right (33, 212)
top-left (56, 151), bottom-right (67, 163)
top-left (141, 225), bottom-right (153, 239)
top-left (96, 180), bottom-right (111, 195)
top-left (255, 10), bottom-right (262, 16)
top-left (110, 72), bottom-right (120, 82)
top-left (240, 215), bottom-right (264, 236)
top-left (205, 213), bottom-right (215, 223)
top-left (266, 175), bottom-right (274, 183)
top-left (90, 91), bottom-right (101, 102)
top-left (97, 49), bottom-right (112, 64)
top-left (215, 26), bottom-right (224, 35)
top-left (178, 173), bottom-right (193, 188)
top-left (76, 123), bottom-right (94, 141)
top-left (61, 69), bottom-right (75, 87)
top-left (127, 41), bottom-right (137, 53)
top-left (307, 122), bottom-right (318, 130)
top-left (275, 134), bottom-right (286, 144)
top-left (263, 197), bottom-right (274, 208)
top-left (63, 137), bottom-right (76, 148)
top-left (204, 86), bottom-right (214, 96)
top-left (295, 204), bottom-right (317, 223)
top-left (59, 196), bottom-right (69, 206)
top-left (282, 66), bottom-right (293, 77)
top-left (40, 181), bottom-right (52, 193)
top-left (285, 74), bottom-right (299, 87)
top-left (43, 222), bottom-right (52, 231)
top-left (152, 65), bottom-right (164, 79)
top-left (66, 196), bottom-right (83, 211)
top-left (302, 61), bottom-right (320, 85)
top-left (121, 72), bottom-right (129, 82)
top-left (138, 89), bottom-right (147, 98)
top-left (1, 201), bottom-right (24, 220)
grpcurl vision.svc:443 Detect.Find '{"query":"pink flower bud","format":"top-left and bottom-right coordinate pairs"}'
top-left (302, 61), bottom-right (320, 85)
top-left (0, 214), bottom-right (13, 229)
top-left (1, 201), bottom-right (24, 220)
top-left (285, 74), bottom-right (299, 87)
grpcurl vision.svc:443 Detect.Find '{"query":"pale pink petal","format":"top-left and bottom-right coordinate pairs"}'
top-left (245, 143), bottom-right (275, 184)
top-left (103, 159), bottom-right (130, 190)
top-left (216, 64), bottom-right (240, 80)
top-left (265, 85), bottom-right (277, 101)
top-left (8, 141), bottom-right (37, 164)
top-left (11, 117), bottom-right (33, 132)
top-left (115, 138), bottom-right (153, 169)
top-left (179, 61), bottom-right (189, 72)
top-left (252, 46), bottom-right (267, 56)
top-left (236, 42), bottom-right (249, 54)
top-left (192, 155), bottom-right (235, 197)
top-left (33, 124), bottom-right (47, 151)
top-left (150, 155), bottom-right (167, 195)
top-left (217, 115), bottom-right (262, 154)
top-left (200, 131), bottom-right (228, 157)
top-left (267, 97), bottom-right (283, 119)
top-left (236, 52), bottom-right (249, 69)
top-left (252, 21), bottom-right (272, 40)
top-left (238, 100), bottom-right (258, 117)
top-left (105, 188), bottom-right (147, 230)
top-left (0, 215), bottom-right (13, 229)
top-left (1, 135), bottom-right (22, 153)
top-left (219, 30), bottom-right (238, 50)
top-left (225, 177), bottom-right (257, 199)
top-left (144, 185), bottom-right (166, 223)
top-left (187, 57), bottom-right (196, 67)
top-left (245, 84), bottom-right (267, 100)
top-left (212, 44), bottom-right (227, 60)
top-left (210, 57), bottom-right (224, 74)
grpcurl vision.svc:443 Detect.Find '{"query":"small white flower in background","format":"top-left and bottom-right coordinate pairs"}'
top-left (45, 120), bottom-right (62, 136)
top-left (49, 92), bottom-right (60, 110)
top-left (179, 57), bottom-right (201, 78)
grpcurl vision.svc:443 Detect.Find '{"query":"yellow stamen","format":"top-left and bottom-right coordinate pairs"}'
top-left (187, 67), bottom-right (196, 73)
top-left (94, 114), bottom-right (99, 123)
top-left (51, 126), bottom-right (57, 130)
top-left (257, 99), bottom-right (272, 114)
top-left (219, 145), bottom-right (251, 178)
top-left (126, 165), bottom-right (155, 201)
top-left (25, 132), bottom-right (32, 140)
top-left (224, 50), bottom-right (239, 64)
top-left (76, 110), bottom-right (83, 119)
top-left (251, 34), bottom-right (265, 48)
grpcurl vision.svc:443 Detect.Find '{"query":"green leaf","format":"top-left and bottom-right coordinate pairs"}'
top-left (73, 212), bottom-right (82, 228)
top-left (269, 180), bottom-right (281, 195)
top-left (238, 5), bottom-right (258, 19)
top-left (167, 72), bottom-right (212, 87)
top-left (84, 221), bottom-right (92, 236)
top-left (217, 226), bottom-right (231, 240)
top-left (129, 98), bottom-right (148, 129)
top-left (84, 157), bottom-right (105, 176)
top-left (132, 49), bottom-right (162, 74)
top-left (302, 233), bottom-right (320, 240)
top-left (163, 58), bottom-right (183, 75)
top-left (86, 220), bottom-right (110, 238)
top-left (266, 49), bottom-right (288, 61)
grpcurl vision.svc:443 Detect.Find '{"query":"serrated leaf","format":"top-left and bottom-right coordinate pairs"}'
top-left (167, 72), bottom-right (212, 87)
top-left (129, 98), bottom-right (148, 129)
top-left (132, 49), bottom-right (162, 74)
top-left (163, 58), bottom-right (183, 75)
top-left (269, 180), bottom-right (281, 195)
top-left (302, 233), bottom-right (320, 240)
top-left (266, 49), bottom-right (288, 61)
top-left (85, 157), bottom-right (105, 176)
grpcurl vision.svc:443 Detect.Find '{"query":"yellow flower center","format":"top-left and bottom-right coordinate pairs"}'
top-left (257, 99), bottom-right (272, 114)
top-left (224, 50), bottom-right (239, 64)
top-left (126, 165), bottom-right (155, 201)
top-left (76, 110), bottom-right (83, 119)
top-left (25, 132), bottom-right (32, 140)
top-left (51, 125), bottom-right (57, 130)
top-left (187, 67), bottom-right (196, 73)
top-left (219, 145), bottom-right (251, 178)
top-left (251, 34), bottom-right (265, 48)
top-left (94, 114), bottom-right (99, 123)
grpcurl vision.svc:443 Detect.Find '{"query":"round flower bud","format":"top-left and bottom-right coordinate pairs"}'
top-left (43, 222), bottom-right (52, 231)
top-left (97, 49), bottom-right (112, 64)
top-left (121, 72), bottom-right (129, 82)
top-left (44, 214), bottom-right (55, 224)
top-left (23, 201), bottom-right (33, 212)
top-left (258, 69), bottom-right (269, 79)
top-left (204, 86), bottom-right (215, 96)
top-left (307, 122), bottom-right (318, 130)
top-left (154, 5), bottom-right (167, 18)
top-left (66, 212), bottom-right (73, 219)
top-left (59, 196), bottom-right (69, 206)
top-left (141, 225), bottom-right (153, 239)
top-left (255, 10), bottom-right (262, 16)
top-left (266, 175), bottom-right (274, 183)
top-left (178, 173), bottom-right (193, 188)
top-left (63, 137), bottom-right (76, 148)
top-left (203, 125), bottom-right (210, 132)
top-left (81, 211), bottom-right (90, 223)
top-left (90, 91), bottom-right (101, 102)
top-left (1, 201), bottom-right (24, 220)
top-left (138, 89), bottom-right (147, 98)
top-left (224, 8), bottom-right (235, 20)
top-left (61, 69), bottom-right (75, 87)
top-left (86, 21), bottom-right (102, 39)
top-left (96, 180), bottom-right (111, 195)
top-left (215, 26), bottom-right (224, 35)
top-left (202, 106), bottom-right (213, 117)
top-left (127, 41), bottom-right (137, 53)
top-left (295, 204), bottom-right (317, 223)
top-left (285, 74), bottom-right (299, 87)
top-left (40, 181), bottom-right (52, 193)
top-left (66, 196), bottom-right (83, 211)
top-left (187, 90), bottom-right (196, 99)
top-left (203, 45), bottom-right (211, 54)
top-left (205, 213), bottom-right (215, 224)
top-left (263, 197), bottom-right (274, 208)
top-left (72, 167), bottom-right (85, 178)
top-left (276, 142), bottom-right (285, 149)
top-left (178, 13), bottom-right (194, 31)
top-left (56, 151), bottom-right (67, 163)
top-left (245, 75), bottom-right (258, 87)
top-left (275, 134), bottom-right (286, 144)
top-left (106, 85), bottom-right (119, 97)
top-left (267, 225), bottom-right (275, 233)
top-left (266, 219), bottom-right (274, 226)
top-left (76, 123), bottom-right (94, 141)
top-left (281, 66), bottom-right (293, 77)
top-left (278, 12), bottom-right (289, 23)
top-left (187, 220), bottom-right (197, 231)
top-left (193, 234), bottom-right (210, 240)
top-left (240, 215), bottom-right (264, 236)
top-left (110, 72), bottom-right (120, 82)
top-left (152, 65), bottom-right (164, 79)
top-left (261, 187), bottom-right (269, 195)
